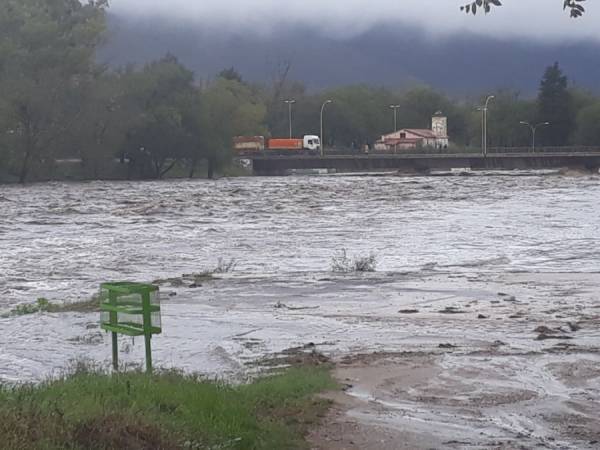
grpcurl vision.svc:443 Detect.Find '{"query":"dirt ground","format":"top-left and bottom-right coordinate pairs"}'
top-left (309, 349), bottom-right (600, 450)
top-left (304, 272), bottom-right (600, 450)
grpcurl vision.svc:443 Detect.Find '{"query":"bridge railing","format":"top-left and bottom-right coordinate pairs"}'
top-left (322, 146), bottom-right (600, 156)
top-left (487, 146), bottom-right (600, 154)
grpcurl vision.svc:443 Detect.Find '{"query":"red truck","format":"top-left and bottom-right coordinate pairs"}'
top-left (233, 135), bottom-right (321, 155)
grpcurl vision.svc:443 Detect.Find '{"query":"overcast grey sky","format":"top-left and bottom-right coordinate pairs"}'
top-left (110, 0), bottom-right (599, 42)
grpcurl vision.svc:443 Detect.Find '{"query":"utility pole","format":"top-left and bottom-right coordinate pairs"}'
top-left (389, 105), bottom-right (401, 154)
top-left (283, 99), bottom-right (296, 138)
top-left (389, 105), bottom-right (401, 132)
top-left (477, 95), bottom-right (495, 157)
top-left (520, 121), bottom-right (550, 152)
top-left (320, 99), bottom-right (333, 157)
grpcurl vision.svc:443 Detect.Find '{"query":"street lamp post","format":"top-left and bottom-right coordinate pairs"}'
top-left (477, 95), bottom-right (495, 157)
top-left (389, 105), bottom-right (401, 154)
top-left (519, 121), bottom-right (550, 152)
top-left (320, 99), bottom-right (333, 157)
top-left (389, 105), bottom-right (401, 132)
top-left (283, 99), bottom-right (296, 138)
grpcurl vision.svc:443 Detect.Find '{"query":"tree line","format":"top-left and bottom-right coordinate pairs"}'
top-left (0, 0), bottom-right (267, 182)
top-left (1, 1), bottom-right (600, 183)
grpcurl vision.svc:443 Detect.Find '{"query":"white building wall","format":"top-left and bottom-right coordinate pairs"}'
top-left (432, 116), bottom-right (448, 138)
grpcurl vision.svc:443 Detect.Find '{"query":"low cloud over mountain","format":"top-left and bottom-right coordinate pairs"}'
top-left (110, 0), bottom-right (600, 43)
top-left (100, 12), bottom-right (600, 94)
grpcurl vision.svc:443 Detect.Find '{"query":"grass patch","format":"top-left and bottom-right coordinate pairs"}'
top-left (0, 366), bottom-right (336, 450)
top-left (2, 297), bottom-right (101, 318)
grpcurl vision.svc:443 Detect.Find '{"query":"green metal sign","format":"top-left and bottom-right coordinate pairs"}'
top-left (100, 282), bottom-right (161, 373)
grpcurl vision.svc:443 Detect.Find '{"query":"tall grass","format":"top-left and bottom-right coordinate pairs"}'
top-left (0, 366), bottom-right (336, 450)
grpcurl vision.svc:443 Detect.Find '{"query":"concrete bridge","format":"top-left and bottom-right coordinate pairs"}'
top-left (245, 149), bottom-right (600, 176)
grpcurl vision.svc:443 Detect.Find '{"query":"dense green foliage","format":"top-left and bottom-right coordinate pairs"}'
top-left (0, 365), bottom-right (336, 449)
top-left (0, 0), bottom-right (109, 182)
top-left (0, 1), bottom-right (599, 183)
top-left (574, 101), bottom-right (600, 145)
top-left (0, 1), bottom-right (265, 182)
top-left (537, 63), bottom-right (574, 146)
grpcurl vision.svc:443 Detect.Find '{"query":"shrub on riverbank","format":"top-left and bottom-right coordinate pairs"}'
top-left (331, 249), bottom-right (377, 273)
top-left (0, 366), bottom-right (335, 450)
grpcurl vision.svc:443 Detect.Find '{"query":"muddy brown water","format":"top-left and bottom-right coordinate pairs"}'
top-left (1, 173), bottom-right (599, 448)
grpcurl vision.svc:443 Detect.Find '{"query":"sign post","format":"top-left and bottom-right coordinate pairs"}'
top-left (100, 282), bottom-right (162, 373)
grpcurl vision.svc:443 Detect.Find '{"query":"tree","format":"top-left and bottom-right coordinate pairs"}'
top-left (0, 0), bottom-right (108, 183)
top-left (217, 67), bottom-right (244, 83)
top-left (120, 55), bottom-right (199, 179)
top-left (263, 58), bottom-right (294, 138)
top-left (266, 81), bottom-right (307, 138)
top-left (461, 0), bottom-right (586, 17)
top-left (64, 70), bottom-right (133, 179)
top-left (197, 77), bottom-right (267, 178)
top-left (473, 90), bottom-right (534, 148)
top-left (574, 102), bottom-right (600, 145)
top-left (398, 87), bottom-right (467, 144)
top-left (536, 62), bottom-right (574, 146)
top-left (319, 85), bottom-right (392, 149)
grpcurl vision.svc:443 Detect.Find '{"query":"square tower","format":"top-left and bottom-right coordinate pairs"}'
top-left (432, 111), bottom-right (448, 138)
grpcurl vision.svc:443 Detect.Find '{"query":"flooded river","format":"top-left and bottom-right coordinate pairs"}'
top-left (1, 174), bottom-right (599, 448)
top-left (1, 174), bottom-right (599, 308)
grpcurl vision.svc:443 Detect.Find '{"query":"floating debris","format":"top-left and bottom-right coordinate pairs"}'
top-left (439, 306), bottom-right (466, 314)
top-left (536, 334), bottom-right (574, 341)
top-left (438, 343), bottom-right (457, 349)
top-left (274, 301), bottom-right (320, 311)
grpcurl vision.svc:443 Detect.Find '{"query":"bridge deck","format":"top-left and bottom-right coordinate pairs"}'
top-left (245, 151), bottom-right (600, 175)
